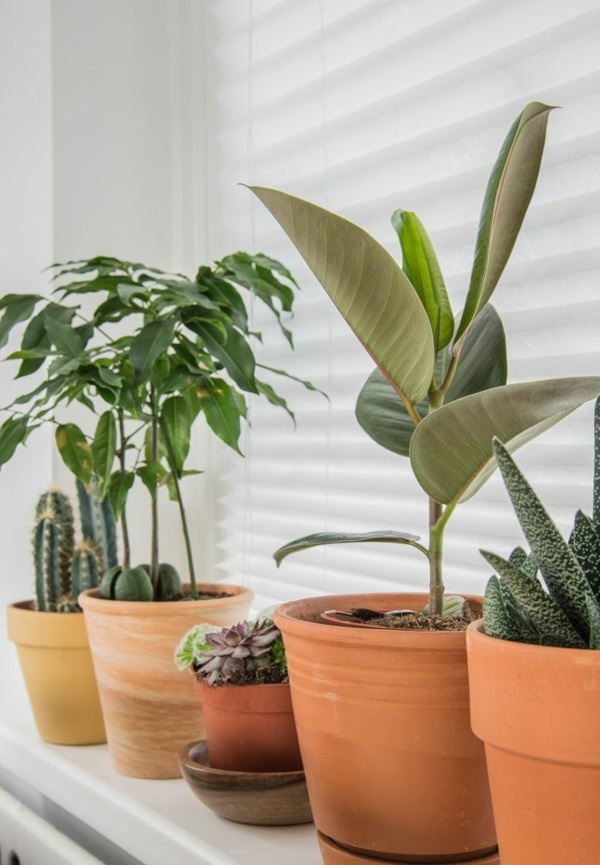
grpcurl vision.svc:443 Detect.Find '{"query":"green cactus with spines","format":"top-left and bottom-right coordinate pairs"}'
top-left (76, 476), bottom-right (118, 575)
top-left (33, 483), bottom-right (118, 613)
top-left (482, 397), bottom-right (600, 649)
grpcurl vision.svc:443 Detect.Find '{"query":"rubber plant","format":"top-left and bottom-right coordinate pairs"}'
top-left (0, 253), bottom-right (316, 601)
top-left (251, 101), bottom-right (600, 617)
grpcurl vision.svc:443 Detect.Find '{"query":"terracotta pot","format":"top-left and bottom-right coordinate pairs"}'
top-left (274, 593), bottom-right (497, 864)
top-left (79, 584), bottom-right (252, 779)
top-left (196, 678), bottom-right (302, 772)
top-left (6, 601), bottom-right (105, 745)
top-left (467, 618), bottom-right (600, 865)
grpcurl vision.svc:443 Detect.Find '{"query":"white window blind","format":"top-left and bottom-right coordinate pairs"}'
top-left (202, 0), bottom-right (600, 609)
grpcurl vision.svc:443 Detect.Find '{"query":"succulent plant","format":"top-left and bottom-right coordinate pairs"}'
top-left (482, 399), bottom-right (600, 649)
top-left (176, 613), bottom-right (288, 686)
top-left (33, 481), bottom-right (118, 612)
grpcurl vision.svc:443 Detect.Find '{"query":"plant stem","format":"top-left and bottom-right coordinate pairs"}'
top-left (427, 497), bottom-right (459, 615)
top-left (160, 419), bottom-right (198, 599)
top-left (150, 387), bottom-right (159, 589)
top-left (117, 410), bottom-right (131, 570)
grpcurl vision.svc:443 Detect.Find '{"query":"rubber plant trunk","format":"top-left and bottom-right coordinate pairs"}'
top-left (196, 679), bottom-right (302, 773)
top-left (79, 584), bottom-right (252, 779)
top-left (467, 619), bottom-right (600, 865)
top-left (7, 601), bottom-right (106, 745)
top-left (274, 593), bottom-right (498, 865)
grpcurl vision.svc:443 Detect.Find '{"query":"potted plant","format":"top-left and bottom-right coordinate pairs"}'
top-left (175, 611), bottom-right (302, 773)
top-left (6, 481), bottom-right (115, 744)
top-left (249, 103), bottom-right (600, 863)
top-left (0, 251), bottom-right (316, 777)
top-left (467, 405), bottom-right (600, 865)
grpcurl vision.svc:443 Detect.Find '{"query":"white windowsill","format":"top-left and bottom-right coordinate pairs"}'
top-left (0, 715), bottom-right (321, 865)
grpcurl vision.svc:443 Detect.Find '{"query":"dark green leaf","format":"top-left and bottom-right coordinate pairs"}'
top-left (136, 460), bottom-right (166, 499)
top-left (256, 380), bottom-right (294, 424)
top-left (0, 416), bottom-right (28, 467)
top-left (92, 412), bottom-right (117, 496)
top-left (160, 395), bottom-right (192, 477)
top-left (192, 322), bottom-right (258, 394)
top-left (197, 378), bottom-right (243, 453)
top-left (0, 295), bottom-right (40, 348)
top-left (274, 530), bottom-right (422, 567)
top-left (129, 319), bottom-right (174, 386)
top-left (44, 317), bottom-right (84, 358)
top-left (108, 470), bottom-right (135, 520)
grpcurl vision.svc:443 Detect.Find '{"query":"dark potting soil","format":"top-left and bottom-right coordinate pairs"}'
top-left (350, 601), bottom-right (481, 632)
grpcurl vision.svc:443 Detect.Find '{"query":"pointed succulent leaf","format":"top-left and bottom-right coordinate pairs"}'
top-left (455, 102), bottom-right (554, 341)
top-left (250, 186), bottom-right (434, 403)
top-left (594, 398), bottom-right (600, 526)
top-left (586, 596), bottom-right (600, 650)
top-left (482, 550), bottom-right (586, 648)
top-left (410, 376), bottom-right (600, 505)
top-left (391, 210), bottom-right (454, 350)
top-left (274, 530), bottom-right (421, 567)
top-left (356, 304), bottom-right (507, 456)
top-left (492, 439), bottom-right (595, 640)
top-left (483, 575), bottom-right (538, 643)
top-left (569, 510), bottom-right (600, 600)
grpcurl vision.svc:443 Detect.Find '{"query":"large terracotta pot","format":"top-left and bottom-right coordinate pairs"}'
top-left (6, 601), bottom-right (106, 745)
top-left (79, 584), bottom-right (252, 779)
top-left (196, 678), bottom-right (302, 772)
top-left (467, 618), bottom-right (600, 865)
top-left (274, 593), bottom-right (498, 865)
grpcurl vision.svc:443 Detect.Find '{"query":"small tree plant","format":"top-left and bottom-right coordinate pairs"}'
top-left (0, 253), bottom-right (317, 600)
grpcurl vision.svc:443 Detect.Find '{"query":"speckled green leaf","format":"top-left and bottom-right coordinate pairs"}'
top-left (482, 550), bottom-right (586, 648)
top-left (569, 510), bottom-right (600, 600)
top-left (586, 596), bottom-right (600, 649)
top-left (492, 439), bottom-right (595, 641)
top-left (483, 575), bottom-right (537, 643)
top-left (593, 398), bottom-right (600, 525)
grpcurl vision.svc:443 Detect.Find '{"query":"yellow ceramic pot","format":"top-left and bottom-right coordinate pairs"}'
top-left (7, 600), bottom-right (106, 745)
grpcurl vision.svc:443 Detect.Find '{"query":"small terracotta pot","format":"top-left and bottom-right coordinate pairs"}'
top-left (79, 584), bottom-right (252, 779)
top-left (467, 618), bottom-right (600, 864)
top-left (6, 601), bottom-right (106, 745)
top-left (196, 679), bottom-right (302, 772)
top-left (275, 593), bottom-right (497, 863)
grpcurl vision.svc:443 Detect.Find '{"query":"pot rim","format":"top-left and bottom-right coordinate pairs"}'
top-left (78, 584), bottom-right (253, 617)
top-left (467, 617), bottom-right (600, 660)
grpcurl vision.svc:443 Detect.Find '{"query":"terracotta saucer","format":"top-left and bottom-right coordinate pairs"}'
top-left (317, 832), bottom-right (500, 864)
top-left (179, 740), bottom-right (313, 826)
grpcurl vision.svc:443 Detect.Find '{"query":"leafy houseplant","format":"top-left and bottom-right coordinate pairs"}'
top-left (0, 252), bottom-right (314, 601)
top-left (251, 102), bottom-right (600, 620)
top-left (177, 614), bottom-right (301, 773)
top-left (6, 483), bottom-right (113, 744)
top-left (467, 402), bottom-right (600, 863)
top-left (251, 103), bottom-right (600, 864)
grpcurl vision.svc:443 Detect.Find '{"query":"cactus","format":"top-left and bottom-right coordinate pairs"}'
top-left (77, 476), bottom-right (118, 574)
top-left (482, 399), bottom-right (600, 649)
top-left (33, 483), bottom-right (118, 613)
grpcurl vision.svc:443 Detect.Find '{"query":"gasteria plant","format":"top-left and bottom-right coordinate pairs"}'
top-left (251, 102), bottom-right (600, 616)
top-left (0, 253), bottom-right (315, 601)
top-left (33, 483), bottom-right (117, 612)
top-left (481, 402), bottom-right (600, 649)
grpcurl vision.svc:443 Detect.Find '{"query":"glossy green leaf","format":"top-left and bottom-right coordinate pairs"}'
top-left (274, 530), bottom-right (422, 567)
top-left (160, 395), bottom-right (192, 478)
top-left (391, 210), bottom-right (453, 350)
top-left (0, 416), bottom-right (29, 467)
top-left (455, 102), bottom-right (554, 341)
top-left (129, 319), bottom-right (174, 386)
top-left (136, 460), bottom-right (166, 499)
top-left (250, 186), bottom-right (434, 403)
top-left (55, 423), bottom-right (93, 485)
top-left (0, 295), bottom-right (40, 349)
top-left (44, 317), bottom-right (85, 358)
top-left (108, 470), bottom-right (135, 520)
top-left (356, 304), bottom-right (507, 456)
top-left (410, 377), bottom-right (600, 505)
top-left (16, 304), bottom-right (75, 377)
top-left (192, 322), bottom-right (258, 394)
top-left (92, 412), bottom-right (117, 496)
top-left (197, 379), bottom-right (243, 453)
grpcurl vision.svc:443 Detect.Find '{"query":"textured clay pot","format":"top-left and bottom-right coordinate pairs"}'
top-left (6, 601), bottom-right (106, 745)
top-left (79, 584), bottom-right (252, 779)
top-left (196, 679), bottom-right (302, 772)
top-left (467, 618), bottom-right (600, 865)
top-left (275, 593), bottom-right (497, 864)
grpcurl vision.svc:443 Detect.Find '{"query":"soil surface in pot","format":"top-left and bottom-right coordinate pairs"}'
top-left (322, 600), bottom-right (481, 631)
